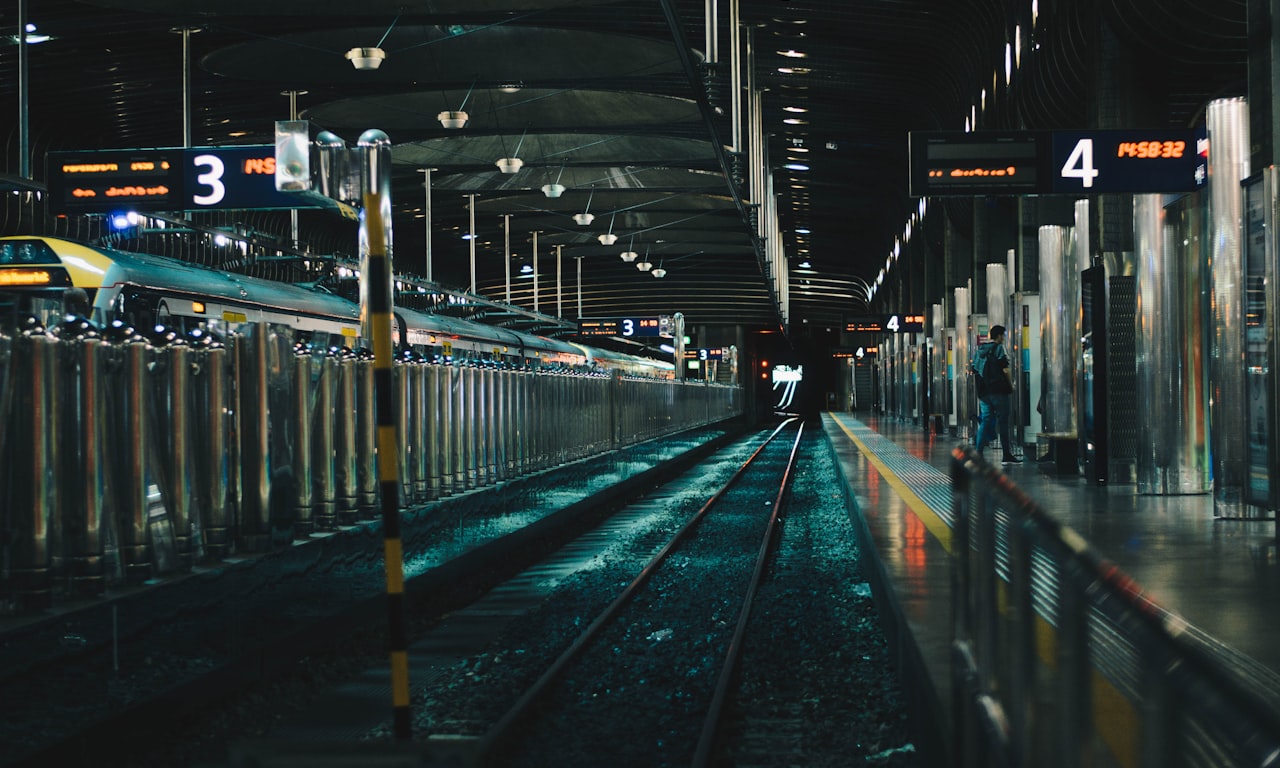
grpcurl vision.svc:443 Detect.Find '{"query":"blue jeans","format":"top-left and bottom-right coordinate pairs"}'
top-left (975, 394), bottom-right (1013, 455)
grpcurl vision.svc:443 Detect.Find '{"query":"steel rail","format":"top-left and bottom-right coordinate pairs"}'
top-left (476, 417), bottom-right (799, 762)
top-left (692, 420), bottom-right (805, 766)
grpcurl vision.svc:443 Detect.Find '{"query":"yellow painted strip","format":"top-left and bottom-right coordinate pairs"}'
top-left (377, 425), bottom-right (398, 481)
top-left (831, 414), bottom-right (952, 551)
top-left (390, 650), bottom-right (411, 706)
top-left (1095, 668), bottom-right (1140, 766)
top-left (372, 310), bottom-right (393, 364)
top-left (384, 539), bottom-right (405, 593)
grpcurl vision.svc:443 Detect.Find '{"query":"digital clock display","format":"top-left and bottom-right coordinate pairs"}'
top-left (910, 129), bottom-right (1206, 196)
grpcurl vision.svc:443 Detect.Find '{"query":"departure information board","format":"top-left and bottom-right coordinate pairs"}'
top-left (844, 313), bottom-right (924, 333)
top-left (577, 315), bottom-right (671, 338)
top-left (47, 146), bottom-right (322, 213)
top-left (909, 129), bottom-right (1207, 197)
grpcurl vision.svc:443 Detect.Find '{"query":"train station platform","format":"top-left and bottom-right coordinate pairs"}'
top-left (821, 411), bottom-right (1280, 765)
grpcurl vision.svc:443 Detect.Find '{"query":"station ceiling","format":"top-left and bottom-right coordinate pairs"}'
top-left (0, 0), bottom-right (1248, 341)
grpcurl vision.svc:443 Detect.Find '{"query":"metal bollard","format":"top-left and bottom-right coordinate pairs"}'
top-left (450, 362), bottom-right (466, 492)
top-left (439, 362), bottom-right (456, 496)
top-left (234, 326), bottom-right (272, 552)
top-left (481, 363), bottom-right (497, 485)
top-left (334, 347), bottom-right (359, 524)
top-left (9, 321), bottom-right (58, 609)
top-left (164, 333), bottom-right (195, 570)
top-left (313, 347), bottom-right (338, 531)
top-left (395, 353), bottom-right (412, 504)
top-left (291, 345), bottom-right (315, 537)
top-left (424, 359), bottom-right (442, 499)
top-left (409, 358), bottom-right (428, 504)
top-left (194, 331), bottom-right (233, 559)
top-left (355, 349), bottom-right (379, 518)
top-left (463, 362), bottom-right (478, 489)
top-left (53, 316), bottom-right (107, 596)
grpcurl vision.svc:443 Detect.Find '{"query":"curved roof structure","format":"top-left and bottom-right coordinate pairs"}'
top-left (0, 0), bottom-right (1249, 342)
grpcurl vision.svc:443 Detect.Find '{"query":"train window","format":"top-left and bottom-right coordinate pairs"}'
top-left (0, 239), bottom-right (59, 265)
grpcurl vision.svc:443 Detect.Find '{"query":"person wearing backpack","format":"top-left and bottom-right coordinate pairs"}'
top-left (972, 324), bottom-right (1022, 464)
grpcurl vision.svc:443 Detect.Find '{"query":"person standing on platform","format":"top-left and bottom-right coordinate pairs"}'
top-left (972, 324), bottom-right (1021, 464)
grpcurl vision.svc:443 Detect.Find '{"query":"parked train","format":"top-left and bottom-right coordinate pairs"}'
top-left (0, 235), bottom-right (674, 377)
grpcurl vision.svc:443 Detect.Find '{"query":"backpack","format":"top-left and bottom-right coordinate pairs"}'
top-left (973, 342), bottom-right (1012, 396)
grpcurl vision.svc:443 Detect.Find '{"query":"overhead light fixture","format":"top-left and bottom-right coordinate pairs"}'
top-left (798, 260), bottom-right (811, 269)
top-left (651, 267), bottom-right (667, 278)
top-left (636, 259), bottom-right (652, 272)
top-left (574, 186), bottom-right (595, 225)
top-left (541, 183), bottom-right (566, 198)
top-left (777, 49), bottom-right (807, 58)
top-left (598, 212), bottom-right (618, 244)
top-left (784, 163), bottom-right (809, 171)
top-left (495, 125), bottom-right (528, 175)
top-left (437, 111), bottom-right (468, 129)
top-left (520, 263), bottom-right (533, 274)
top-left (499, 83), bottom-right (523, 93)
top-left (784, 106), bottom-right (808, 113)
top-left (620, 250), bottom-right (638, 263)
top-left (783, 118), bottom-right (808, 125)
top-left (345, 47), bottom-right (386, 70)
top-left (796, 227), bottom-right (810, 234)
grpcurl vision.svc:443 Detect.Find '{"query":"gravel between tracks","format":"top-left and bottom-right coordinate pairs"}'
top-left (367, 429), bottom-right (914, 766)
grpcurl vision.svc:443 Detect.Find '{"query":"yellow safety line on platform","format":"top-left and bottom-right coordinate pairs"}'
top-left (830, 414), bottom-right (952, 552)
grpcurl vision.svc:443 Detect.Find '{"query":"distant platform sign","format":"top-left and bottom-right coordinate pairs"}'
top-left (845, 313), bottom-right (924, 333)
top-left (48, 146), bottom-right (323, 214)
top-left (577, 315), bottom-right (671, 338)
top-left (910, 129), bottom-right (1207, 197)
top-left (684, 347), bottom-right (726, 361)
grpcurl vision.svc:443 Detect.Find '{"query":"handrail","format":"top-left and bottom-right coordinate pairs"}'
top-left (950, 444), bottom-right (1280, 768)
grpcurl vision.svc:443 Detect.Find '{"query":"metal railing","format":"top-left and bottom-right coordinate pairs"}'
top-left (0, 319), bottom-right (742, 613)
top-left (950, 445), bottom-right (1280, 768)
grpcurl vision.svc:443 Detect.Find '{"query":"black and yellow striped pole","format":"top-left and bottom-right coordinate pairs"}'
top-left (357, 129), bottom-right (411, 740)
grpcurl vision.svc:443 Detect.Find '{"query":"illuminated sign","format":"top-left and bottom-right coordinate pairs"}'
top-left (683, 347), bottom-right (726, 361)
top-left (48, 146), bottom-right (325, 214)
top-left (772, 365), bottom-right (804, 384)
top-left (577, 315), bottom-right (672, 338)
top-left (844, 313), bottom-right (925, 333)
top-left (909, 129), bottom-right (1206, 196)
top-left (0, 268), bottom-right (64, 286)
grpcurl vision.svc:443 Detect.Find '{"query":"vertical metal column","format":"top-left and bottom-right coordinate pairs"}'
top-left (356, 350), bottom-right (379, 518)
top-left (203, 338), bottom-right (233, 557)
top-left (1207, 97), bottom-right (1250, 513)
top-left (532, 230), bottom-right (540, 314)
top-left (358, 127), bottom-right (411, 739)
top-left (314, 349), bottom-right (338, 530)
top-left (1039, 225), bottom-right (1075, 436)
top-left (954, 286), bottom-right (972, 436)
top-left (10, 329), bottom-right (56, 607)
top-left (292, 348), bottom-right (315, 536)
top-left (334, 349), bottom-right (359, 524)
top-left (1135, 193), bottom-right (1212, 494)
top-left (422, 168), bottom-right (433, 283)
top-left (504, 214), bottom-right (512, 305)
top-left (469, 193), bottom-right (477, 295)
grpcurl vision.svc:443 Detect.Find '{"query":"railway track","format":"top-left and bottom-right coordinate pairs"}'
top-left (466, 418), bottom-right (806, 765)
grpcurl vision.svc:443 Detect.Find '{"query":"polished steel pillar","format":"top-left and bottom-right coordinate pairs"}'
top-left (292, 349), bottom-right (315, 536)
top-left (986, 264), bottom-right (1009, 333)
top-left (334, 349), bottom-right (359, 524)
top-left (1038, 225), bottom-right (1075, 436)
top-left (1135, 193), bottom-right (1212, 494)
top-left (313, 349), bottom-right (338, 530)
top-left (1207, 97), bottom-right (1250, 511)
top-left (954, 286), bottom-right (972, 436)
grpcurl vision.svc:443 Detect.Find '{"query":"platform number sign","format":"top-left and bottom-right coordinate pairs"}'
top-left (1059, 138), bottom-right (1100, 189)
top-left (191, 154), bottom-right (227, 206)
top-left (910, 129), bottom-right (1205, 196)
